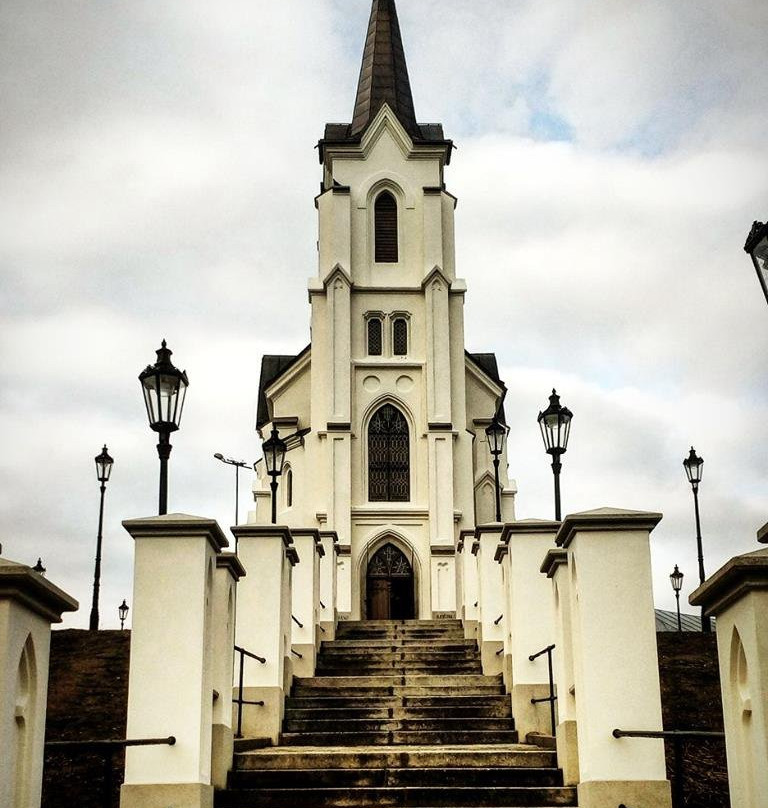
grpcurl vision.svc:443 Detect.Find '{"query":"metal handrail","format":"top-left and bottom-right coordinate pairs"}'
top-left (45, 736), bottom-right (175, 808)
top-left (613, 728), bottom-right (725, 808)
top-left (494, 614), bottom-right (503, 625)
top-left (291, 648), bottom-right (304, 658)
top-left (292, 614), bottom-right (304, 628)
top-left (319, 600), bottom-right (326, 609)
top-left (234, 645), bottom-right (266, 739)
top-left (528, 644), bottom-right (557, 736)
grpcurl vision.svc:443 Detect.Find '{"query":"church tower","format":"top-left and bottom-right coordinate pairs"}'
top-left (254, 0), bottom-right (514, 621)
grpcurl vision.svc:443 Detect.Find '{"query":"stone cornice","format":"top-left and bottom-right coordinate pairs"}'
top-left (123, 513), bottom-right (229, 552)
top-left (0, 561), bottom-right (78, 623)
top-left (555, 508), bottom-right (662, 548)
top-left (689, 549), bottom-right (768, 616)
top-left (216, 552), bottom-right (246, 580)
top-left (540, 549), bottom-right (568, 578)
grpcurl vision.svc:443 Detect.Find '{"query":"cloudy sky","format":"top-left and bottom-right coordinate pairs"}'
top-left (2, 0), bottom-right (766, 629)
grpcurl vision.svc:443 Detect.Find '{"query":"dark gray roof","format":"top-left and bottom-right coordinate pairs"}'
top-left (466, 351), bottom-right (507, 424)
top-left (655, 608), bottom-right (710, 632)
top-left (256, 347), bottom-right (310, 429)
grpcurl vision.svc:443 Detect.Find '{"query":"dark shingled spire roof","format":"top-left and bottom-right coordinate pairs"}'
top-left (350, 0), bottom-right (420, 139)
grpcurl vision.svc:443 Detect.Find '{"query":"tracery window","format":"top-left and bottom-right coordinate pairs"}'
top-left (367, 317), bottom-right (383, 355)
top-left (368, 404), bottom-right (410, 501)
top-left (367, 543), bottom-right (413, 578)
top-left (392, 317), bottom-right (408, 356)
top-left (375, 191), bottom-right (398, 263)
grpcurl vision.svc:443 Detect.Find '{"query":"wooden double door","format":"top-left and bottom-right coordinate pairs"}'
top-left (365, 543), bottom-right (415, 620)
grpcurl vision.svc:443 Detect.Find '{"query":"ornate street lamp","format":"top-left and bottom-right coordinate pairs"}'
top-left (138, 341), bottom-right (189, 515)
top-left (214, 453), bottom-right (252, 527)
top-left (683, 446), bottom-right (710, 633)
top-left (670, 564), bottom-right (684, 632)
top-left (485, 413), bottom-right (509, 523)
top-left (262, 427), bottom-right (287, 524)
top-left (537, 389), bottom-right (573, 521)
top-left (32, 558), bottom-right (46, 576)
top-left (743, 219), bottom-right (768, 305)
top-left (90, 444), bottom-right (114, 631)
top-left (118, 599), bottom-right (129, 630)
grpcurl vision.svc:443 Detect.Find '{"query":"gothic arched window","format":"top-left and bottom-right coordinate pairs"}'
top-left (367, 317), bottom-right (383, 355)
top-left (285, 467), bottom-right (293, 507)
top-left (374, 191), bottom-right (398, 263)
top-left (368, 404), bottom-right (410, 501)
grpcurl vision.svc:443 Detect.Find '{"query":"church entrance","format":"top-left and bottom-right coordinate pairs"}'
top-left (365, 543), bottom-right (415, 620)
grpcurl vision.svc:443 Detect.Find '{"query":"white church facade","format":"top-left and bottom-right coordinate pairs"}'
top-left (250, 0), bottom-right (515, 622)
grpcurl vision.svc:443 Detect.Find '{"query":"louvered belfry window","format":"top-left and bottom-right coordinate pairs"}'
top-left (392, 318), bottom-right (408, 356)
top-left (375, 191), bottom-right (398, 263)
top-left (368, 404), bottom-right (410, 501)
top-left (367, 317), bottom-right (383, 355)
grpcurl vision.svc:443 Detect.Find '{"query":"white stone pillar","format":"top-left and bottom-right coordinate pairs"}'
top-left (557, 508), bottom-right (671, 808)
top-left (231, 525), bottom-right (297, 744)
top-left (121, 514), bottom-right (228, 808)
top-left (496, 520), bottom-right (559, 741)
top-left (0, 558), bottom-right (77, 808)
top-left (690, 547), bottom-right (768, 808)
top-left (457, 530), bottom-right (477, 639)
top-left (210, 553), bottom-right (244, 790)
top-left (541, 548), bottom-right (579, 786)
top-left (291, 528), bottom-right (322, 676)
top-left (423, 268), bottom-right (451, 425)
top-left (474, 523), bottom-right (505, 675)
top-left (319, 530), bottom-right (338, 640)
top-left (336, 544), bottom-right (351, 619)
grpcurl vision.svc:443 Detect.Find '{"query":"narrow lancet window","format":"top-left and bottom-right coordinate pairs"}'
top-left (392, 318), bottom-right (408, 356)
top-left (368, 404), bottom-right (410, 501)
top-left (375, 191), bottom-right (398, 263)
top-left (368, 317), bottom-right (383, 355)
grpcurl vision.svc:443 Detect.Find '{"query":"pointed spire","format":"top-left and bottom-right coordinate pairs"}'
top-left (350, 0), bottom-right (420, 139)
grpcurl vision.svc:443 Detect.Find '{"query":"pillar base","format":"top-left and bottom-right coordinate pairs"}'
top-left (577, 779), bottom-right (672, 808)
top-left (291, 643), bottom-right (316, 677)
top-left (120, 783), bottom-right (213, 808)
top-left (320, 620), bottom-right (336, 641)
top-left (211, 723), bottom-right (233, 790)
top-left (555, 719), bottom-right (579, 786)
top-left (511, 683), bottom-right (554, 739)
top-left (234, 686), bottom-right (283, 744)
top-left (480, 641), bottom-right (503, 675)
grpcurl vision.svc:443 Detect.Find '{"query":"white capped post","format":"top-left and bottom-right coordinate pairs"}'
top-left (474, 524), bottom-right (505, 675)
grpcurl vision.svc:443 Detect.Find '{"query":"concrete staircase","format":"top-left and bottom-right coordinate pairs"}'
top-left (217, 620), bottom-right (577, 807)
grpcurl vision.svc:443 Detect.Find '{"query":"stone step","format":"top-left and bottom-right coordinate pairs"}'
top-left (233, 745), bottom-right (557, 770)
top-left (291, 686), bottom-right (506, 698)
top-left (216, 785), bottom-right (577, 807)
top-left (320, 647), bottom-right (479, 657)
top-left (314, 665), bottom-right (483, 676)
top-left (284, 694), bottom-right (512, 711)
top-left (284, 705), bottom-right (512, 720)
top-left (228, 766), bottom-right (563, 789)
top-left (322, 639), bottom-right (476, 649)
top-left (280, 729), bottom-right (521, 746)
top-left (282, 718), bottom-right (516, 733)
top-left (294, 674), bottom-right (503, 689)
top-left (335, 629), bottom-right (466, 638)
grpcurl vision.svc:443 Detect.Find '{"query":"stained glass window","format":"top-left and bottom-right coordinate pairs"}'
top-left (368, 404), bottom-right (410, 501)
top-left (392, 317), bottom-right (408, 356)
top-left (367, 317), bottom-right (383, 355)
top-left (367, 543), bottom-right (413, 578)
top-left (375, 191), bottom-right (398, 263)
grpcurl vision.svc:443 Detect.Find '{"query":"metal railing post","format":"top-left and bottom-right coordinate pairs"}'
top-left (529, 643), bottom-right (557, 735)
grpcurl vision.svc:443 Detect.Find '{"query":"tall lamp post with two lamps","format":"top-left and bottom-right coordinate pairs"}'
top-left (138, 341), bottom-right (189, 515)
top-left (89, 445), bottom-right (114, 631)
top-left (214, 454), bottom-right (252, 526)
top-left (537, 389), bottom-right (573, 521)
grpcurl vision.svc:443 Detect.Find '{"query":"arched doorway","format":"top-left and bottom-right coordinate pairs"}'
top-left (366, 543), bottom-right (415, 620)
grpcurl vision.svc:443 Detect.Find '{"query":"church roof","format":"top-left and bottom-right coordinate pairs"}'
top-left (256, 347), bottom-right (310, 429)
top-left (466, 351), bottom-right (507, 424)
top-left (318, 0), bottom-right (452, 159)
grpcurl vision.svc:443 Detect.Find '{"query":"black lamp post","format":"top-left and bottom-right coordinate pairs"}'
top-left (214, 453), bottom-right (251, 527)
top-left (138, 341), bottom-right (189, 515)
top-left (537, 389), bottom-right (573, 521)
top-left (90, 445), bottom-right (114, 631)
top-left (670, 564), bottom-right (684, 632)
top-left (744, 220), bottom-right (768, 305)
top-left (118, 599), bottom-right (129, 629)
top-left (683, 446), bottom-right (711, 633)
top-left (485, 413), bottom-right (509, 523)
top-left (262, 426), bottom-right (287, 524)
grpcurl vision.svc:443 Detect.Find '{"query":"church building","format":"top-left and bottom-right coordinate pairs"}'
top-left (252, 0), bottom-right (515, 621)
